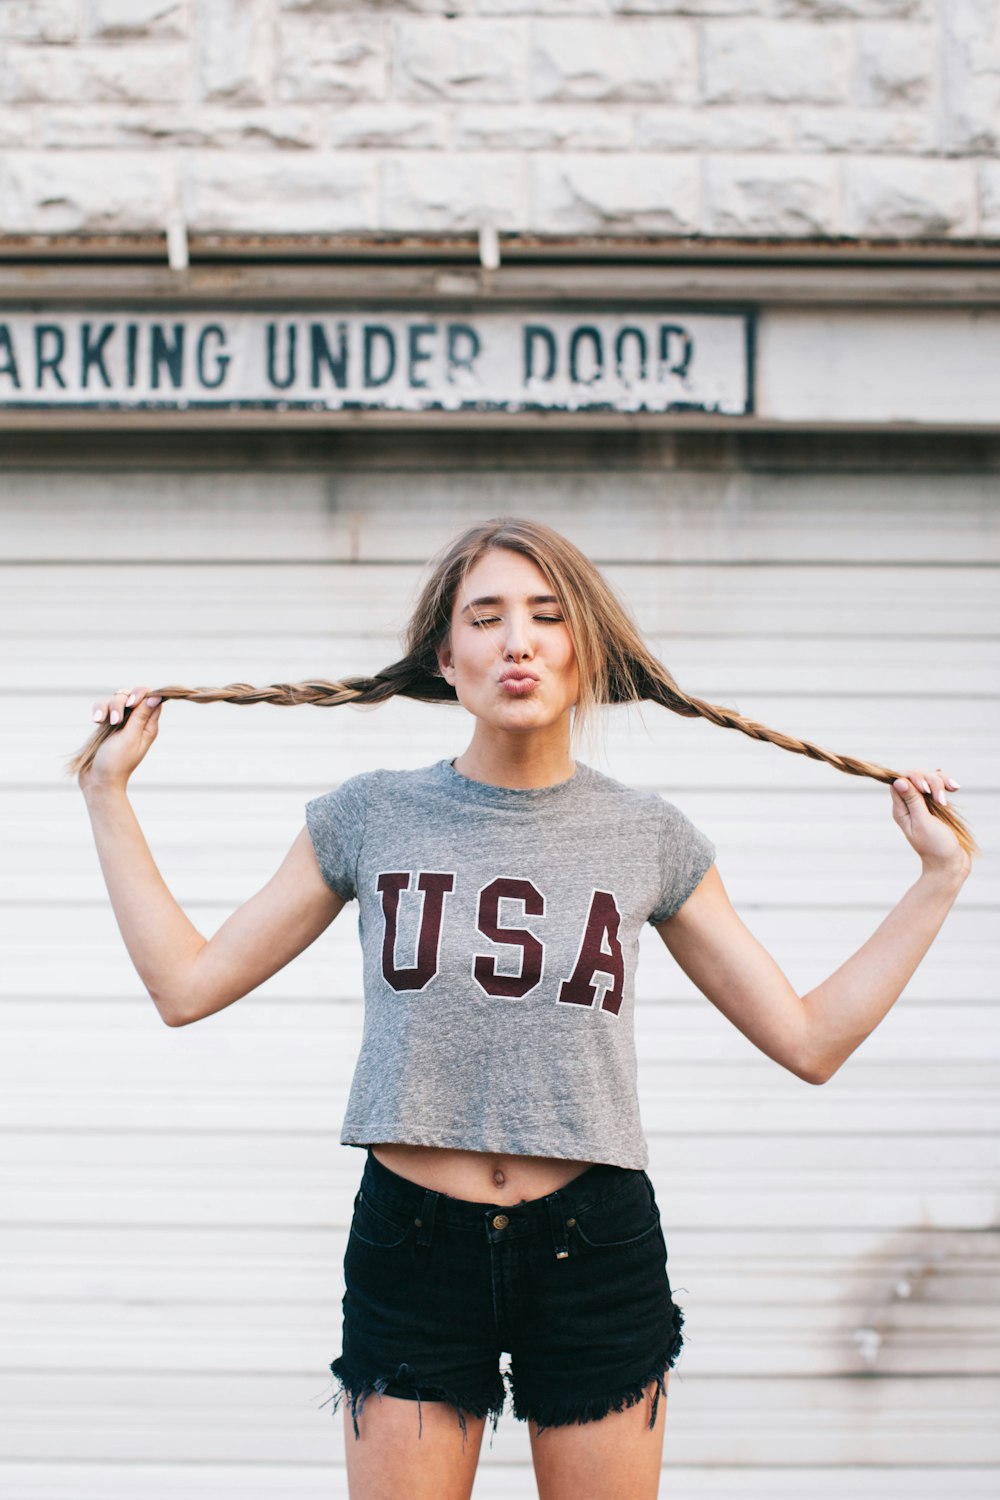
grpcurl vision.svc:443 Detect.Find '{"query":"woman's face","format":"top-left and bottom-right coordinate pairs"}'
top-left (436, 548), bottom-right (580, 735)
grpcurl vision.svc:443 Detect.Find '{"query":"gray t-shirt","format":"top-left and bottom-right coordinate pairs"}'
top-left (305, 757), bottom-right (715, 1170)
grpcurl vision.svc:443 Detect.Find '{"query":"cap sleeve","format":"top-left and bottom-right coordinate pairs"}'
top-left (647, 796), bottom-right (716, 925)
top-left (304, 775), bottom-right (368, 902)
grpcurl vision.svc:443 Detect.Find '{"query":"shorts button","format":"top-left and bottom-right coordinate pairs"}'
top-left (492, 1213), bottom-right (510, 1230)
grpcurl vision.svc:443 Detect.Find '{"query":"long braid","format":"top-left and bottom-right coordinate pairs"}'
top-left (63, 657), bottom-right (458, 782)
top-left (627, 657), bottom-right (979, 858)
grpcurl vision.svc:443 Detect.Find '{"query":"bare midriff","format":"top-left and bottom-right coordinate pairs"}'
top-left (369, 1142), bottom-right (595, 1205)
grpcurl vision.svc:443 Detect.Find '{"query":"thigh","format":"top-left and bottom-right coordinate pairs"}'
top-left (529, 1375), bottom-right (668, 1500)
top-left (345, 1396), bottom-right (488, 1500)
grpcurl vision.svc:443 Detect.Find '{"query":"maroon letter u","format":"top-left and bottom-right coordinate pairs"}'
top-left (376, 871), bottom-right (455, 992)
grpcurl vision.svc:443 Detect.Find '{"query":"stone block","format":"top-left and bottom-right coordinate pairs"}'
top-left (978, 161), bottom-right (1000, 235)
top-left (40, 106), bottom-right (324, 151)
top-left (380, 151), bottom-right (525, 228)
top-left (635, 105), bottom-right (790, 150)
top-left (185, 151), bottom-right (378, 231)
top-left (327, 105), bottom-right (447, 148)
top-left (705, 153), bottom-right (839, 235)
top-left (844, 157), bottom-right (978, 237)
top-left (531, 19), bottom-right (698, 102)
top-left (85, 0), bottom-right (189, 38)
top-left (276, 14), bottom-right (388, 101)
top-left (775, 0), bottom-right (931, 15)
top-left (280, 0), bottom-right (474, 11)
top-left (530, 152), bottom-right (700, 232)
top-left (703, 21), bottom-right (851, 103)
top-left (454, 104), bottom-right (631, 149)
top-left (394, 18), bottom-right (526, 101)
top-left (2, 150), bottom-right (171, 232)
top-left (855, 21), bottom-right (935, 107)
top-left (941, 0), bottom-right (1000, 153)
top-left (793, 106), bottom-right (935, 152)
top-left (614, 0), bottom-right (764, 11)
top-left (0, 43), bottom-right (191, 103)
top-left (195, 0), bottom-right (271, 104)
top-left (0, 1), bottom-right (78, 43)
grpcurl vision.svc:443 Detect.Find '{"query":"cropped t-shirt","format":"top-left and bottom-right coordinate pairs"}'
top-left (305, 757), bottom-right (716, 1170)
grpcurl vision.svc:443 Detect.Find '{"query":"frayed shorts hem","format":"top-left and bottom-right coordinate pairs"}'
top-left (324, 1304), bottom-right (683, 1445)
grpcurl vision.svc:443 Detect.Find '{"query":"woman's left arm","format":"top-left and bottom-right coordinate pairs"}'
top-left (655, 767), bottom-right (973, 1085)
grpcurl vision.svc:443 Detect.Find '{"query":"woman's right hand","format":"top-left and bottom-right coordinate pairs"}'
top-left (79, 685), bottom-right (163, 796)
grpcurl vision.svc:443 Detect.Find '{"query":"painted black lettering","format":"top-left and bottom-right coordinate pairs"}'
top-left (125, 323), bottom-right (139, 388)
top-left (150, 323), bottom-right (184, 389)
top-left (363, 325), bottom-right (395, 388)
top-left (446, 323), bottom-right (480, 381)
top-left (80, 323), bottom-right (115, 389)
top-left (310, 322), bottom-right (348, 389)
top-left (266, 322), bottom-right (296, 389)
top-left (660, 324), bottom-right (692, 380)
top-left (614, 326), bottom-right (648, 384)
top-left (196, 325), bottom-right (230, 389)
top-left (407, 323), bottom-right (436, 388)
top-left (35, 325), bottom-right (67, 389)
top-left (523, 325), bottom-right (556, 383)
top-left (0, 325), bottom-right (21, 389)
top-left (569, 326), bottom-right (603, 386)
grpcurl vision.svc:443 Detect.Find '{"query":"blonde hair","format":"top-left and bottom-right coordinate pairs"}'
top-left (66, 515), bottom-right (978, 858)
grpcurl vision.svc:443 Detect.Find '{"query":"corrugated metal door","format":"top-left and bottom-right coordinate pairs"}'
top-left (3, 429), bottom-right (998, 1500)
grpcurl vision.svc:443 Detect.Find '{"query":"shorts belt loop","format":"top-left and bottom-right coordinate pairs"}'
top-left (415, 1188), bottom-right (438, 1248)
top-left (545, 1192), bottom-right (570, 1260)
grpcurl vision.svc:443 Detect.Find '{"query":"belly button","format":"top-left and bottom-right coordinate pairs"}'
top-left (493, 1168), bottom-right (506, 1187)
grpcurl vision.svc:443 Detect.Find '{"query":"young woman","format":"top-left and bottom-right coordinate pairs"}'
top-left (69, 517), bottom-right (975, 1500)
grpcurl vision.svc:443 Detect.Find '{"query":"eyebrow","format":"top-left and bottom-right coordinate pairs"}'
top-left (460, 594), bottom-right (562, 613)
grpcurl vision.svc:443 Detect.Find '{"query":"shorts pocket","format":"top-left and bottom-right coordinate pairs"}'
top-left (348, 1189), bottom-right (415, 1250)
top-left (570, 1173), bottom-right (662, 1251)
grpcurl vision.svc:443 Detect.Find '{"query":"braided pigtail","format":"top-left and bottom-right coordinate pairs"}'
top-left (629, 657), bottom-right (980, 860)
top-left (63, 653), bottom-right (458, 783)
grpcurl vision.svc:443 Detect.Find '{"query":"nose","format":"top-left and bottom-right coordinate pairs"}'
top-left (502, 610), bottom-right (535, 660)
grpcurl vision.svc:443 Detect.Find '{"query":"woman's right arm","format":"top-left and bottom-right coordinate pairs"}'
top-left (80, 685), bottom-right (346, 1027)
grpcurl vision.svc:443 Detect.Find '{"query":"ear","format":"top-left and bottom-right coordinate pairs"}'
top-left (436, 636), bottom-right (456, 685)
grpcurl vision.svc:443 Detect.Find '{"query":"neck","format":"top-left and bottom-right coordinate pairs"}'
top-left (452, 724), bottom-right (576, 790)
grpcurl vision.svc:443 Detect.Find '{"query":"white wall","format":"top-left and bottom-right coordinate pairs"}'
top-left (1, 428), bottom-right (997, 1498)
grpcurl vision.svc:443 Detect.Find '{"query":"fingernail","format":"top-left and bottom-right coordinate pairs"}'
top-left (125, 693), bottom-right (136, 707)
top-left (920, 779), bottom-right (931, 794)
top-left (936, 790), bottom-right (948, 805)
top-left (110, 710), bottom-right (119, 724)
top-left (893, 778), bottom-right (909, 790)
top-left (93, 709), bottom-right (104, 722)
top-left (948, 779), bottom-right (960, 789)
top-left (147, 695), bottom-right (161, 707)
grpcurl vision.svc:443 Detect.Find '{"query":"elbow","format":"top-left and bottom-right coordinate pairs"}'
top-left (153, 990), bottom-right (196, 1027)
top-left (799, 1056), bottom-right (837, 1085)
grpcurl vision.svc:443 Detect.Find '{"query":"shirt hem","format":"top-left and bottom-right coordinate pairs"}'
top-left (340, 1128), bottom-right (649, 1172)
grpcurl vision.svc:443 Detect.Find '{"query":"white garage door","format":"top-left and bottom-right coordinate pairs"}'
top-left (3, 428), bottom-right (998, 1500)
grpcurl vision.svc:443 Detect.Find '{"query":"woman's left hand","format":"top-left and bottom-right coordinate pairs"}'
top-left (890, 766), bottom-right (970, 880)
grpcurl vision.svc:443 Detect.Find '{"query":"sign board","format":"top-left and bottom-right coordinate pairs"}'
top-left (0, 309), bottom-right (754, 415)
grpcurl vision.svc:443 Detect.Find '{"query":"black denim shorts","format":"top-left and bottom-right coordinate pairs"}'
top-left (322, 1148), bottom-right (686, 1444)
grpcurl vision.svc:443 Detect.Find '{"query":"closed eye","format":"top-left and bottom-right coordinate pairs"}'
top-left (470, 614), bottom-right (564, 626)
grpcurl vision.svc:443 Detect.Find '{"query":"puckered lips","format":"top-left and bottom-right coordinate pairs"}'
top-left (497, 668), bottom-right (540, 696)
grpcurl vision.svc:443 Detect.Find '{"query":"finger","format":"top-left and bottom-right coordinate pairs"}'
top-left (904, 769), bottom-right (948, 806)
top-left (110, 686), bottom-right (147, 727)
top-left (936, 767), bottom-right (961, 791)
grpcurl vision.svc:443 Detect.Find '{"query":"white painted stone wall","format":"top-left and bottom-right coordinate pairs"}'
top-left (0, 1), bottom-right (997, 240)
